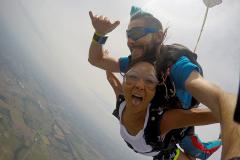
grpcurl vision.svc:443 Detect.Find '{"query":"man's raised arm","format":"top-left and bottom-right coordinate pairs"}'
top-left (88, 11), bottom-right (120, 72)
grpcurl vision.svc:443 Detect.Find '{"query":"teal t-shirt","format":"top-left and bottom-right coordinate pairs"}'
top-left (170, 56), bottom-right (200, 108)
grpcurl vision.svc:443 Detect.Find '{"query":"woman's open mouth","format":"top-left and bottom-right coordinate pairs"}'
top-left (131, 94), bottom-right (143, 106)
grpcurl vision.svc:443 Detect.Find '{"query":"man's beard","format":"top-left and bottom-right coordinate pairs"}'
top-left (144, 41), bottom-right (161, 59)
top-left (129, 41), bottom-right (160, 60)
top-left (129, 45), bottom-right (145, 60)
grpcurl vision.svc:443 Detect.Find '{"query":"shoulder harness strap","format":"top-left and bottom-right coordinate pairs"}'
top-left (112, 94), bottom-right (125, 120)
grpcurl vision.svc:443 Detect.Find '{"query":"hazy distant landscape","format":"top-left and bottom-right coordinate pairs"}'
top-left (0, 52), bottom-right (148, 160)
top-left (0, 52), bottom-right (104, 160)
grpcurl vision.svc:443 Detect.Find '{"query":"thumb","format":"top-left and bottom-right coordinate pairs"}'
top-left (111, 20), bottom-right (120, 30)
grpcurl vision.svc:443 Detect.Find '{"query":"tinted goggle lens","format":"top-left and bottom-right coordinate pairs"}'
top-left (126, 27), bottom-right (158, 41)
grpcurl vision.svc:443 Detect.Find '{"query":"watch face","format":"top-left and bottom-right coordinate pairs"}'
top-left (99, 36), bottom-right (108, 44)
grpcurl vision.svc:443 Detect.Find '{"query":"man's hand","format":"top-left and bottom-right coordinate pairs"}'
top-left (89, 11), bottom-right (120, 35)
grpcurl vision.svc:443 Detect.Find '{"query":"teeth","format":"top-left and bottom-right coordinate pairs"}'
top-left (134, 95), bottom-right (141, 97)
top-left (133, 94), bottom-right (143, 98)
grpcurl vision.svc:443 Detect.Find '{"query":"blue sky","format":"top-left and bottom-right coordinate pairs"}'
top-left (0, 0), bottom-right (239, 159)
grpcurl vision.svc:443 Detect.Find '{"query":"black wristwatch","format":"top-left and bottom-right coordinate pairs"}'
top-left (92, 32), bottom-right (108, 45)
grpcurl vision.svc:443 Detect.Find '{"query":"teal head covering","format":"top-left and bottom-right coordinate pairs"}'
top-left (130, 6), bottom-right (153, 19)
top-left (130, 6), bottom-right (162, 31)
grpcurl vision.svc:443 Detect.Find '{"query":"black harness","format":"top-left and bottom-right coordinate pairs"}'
top-left (112, 95), bottom-right (194, 159)
top-left (155, 44), bottom-right (203, 107)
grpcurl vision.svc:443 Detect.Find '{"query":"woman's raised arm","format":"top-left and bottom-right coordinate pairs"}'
top-left (106, 71), bottom-right (123, 98)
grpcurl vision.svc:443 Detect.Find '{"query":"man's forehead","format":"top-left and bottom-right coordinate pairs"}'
top-left (128, 18), bottom-right (155, 29)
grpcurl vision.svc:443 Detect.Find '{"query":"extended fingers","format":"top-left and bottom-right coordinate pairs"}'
top-left (89, 11), bottom-right (106, 21)
top-left (89, 11), bottom-right (120, 34)
top-left (89, 11), bottom-right (116, 24)
top-left (89, 11), bottom-right (94, 20)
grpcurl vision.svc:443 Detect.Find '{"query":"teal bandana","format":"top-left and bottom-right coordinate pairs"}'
top-left (130, 6), bottom-right (153, 18)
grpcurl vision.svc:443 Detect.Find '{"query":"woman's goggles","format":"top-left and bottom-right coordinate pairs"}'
top-left (124, 70), bottom-right (159, 89)
top-left (126, 27), bottom-right (159, 41)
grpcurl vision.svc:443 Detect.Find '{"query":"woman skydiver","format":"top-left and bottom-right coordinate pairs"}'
top-left (105, 55), bottom-right (221, 160)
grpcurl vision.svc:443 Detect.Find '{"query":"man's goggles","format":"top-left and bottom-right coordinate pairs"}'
top-left (126, 27), bottom-right (159, 41)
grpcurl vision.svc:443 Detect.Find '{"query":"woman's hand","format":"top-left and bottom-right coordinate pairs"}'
top-left (106, 71), bottom-right (123, 97)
